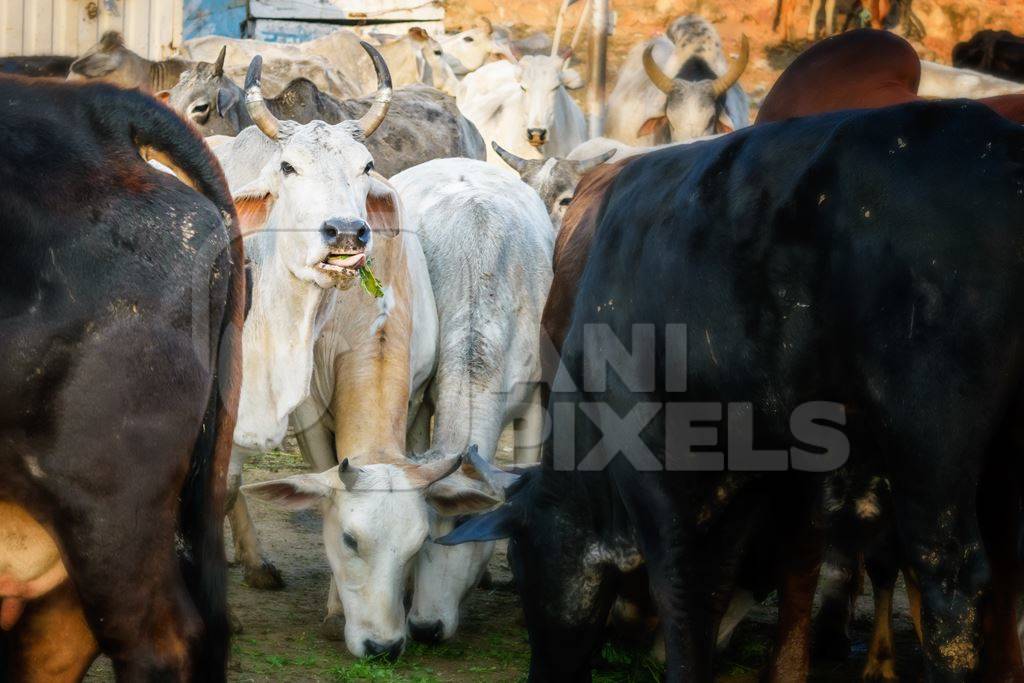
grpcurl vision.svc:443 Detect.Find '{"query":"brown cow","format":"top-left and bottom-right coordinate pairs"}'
top-left (0, 76), bottom-right (243, 679)
top-left (68, 31), bottom-right (191, 92)
top-left (954, 30), bottom-right (1024, 84)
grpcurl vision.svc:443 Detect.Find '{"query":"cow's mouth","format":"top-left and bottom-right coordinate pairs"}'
top-left (316, 250), bottom-right (366, 276)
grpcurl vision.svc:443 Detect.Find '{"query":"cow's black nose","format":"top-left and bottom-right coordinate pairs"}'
top-left (363, 637), bottom-right (404, 662)
top-left (320, 218), bottom-right (370, 247)
top-left (527, 127), bottom-right (548, 142)
top-left (409, 620), bottom-right (444, 644)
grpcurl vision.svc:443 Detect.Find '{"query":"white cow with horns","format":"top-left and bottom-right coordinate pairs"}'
top-left (606, 16), bottom-right (750, 145)
top-left (457, 53), bottom-right (587, 165)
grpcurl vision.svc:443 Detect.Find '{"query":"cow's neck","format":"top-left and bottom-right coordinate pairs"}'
top-left (236, 252), bottom-right (330, 450)
top-left (320, 234), bottom-right (413, 466)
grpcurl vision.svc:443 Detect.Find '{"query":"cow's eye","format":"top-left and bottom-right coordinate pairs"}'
top-left (280, 161), bottom-right (297, 176)
top-left (364, 161), bottom-right (374, 175)
top-left (433, 49), bottom-right (442, 56)
top-left (343, 533), bottom-right (358, 553)
top-left (559, 196), bottom-right (573, 206)
top-left (463, 35), bottom-right (475, 42)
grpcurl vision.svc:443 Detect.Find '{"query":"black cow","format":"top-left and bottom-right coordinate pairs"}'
top-left (953, 30), bottom-right (1024, 83)
top-left (0, 77), bottom-right (243, 679)
top-left (442, 101), bottom-right (1024, 681)
top-left (0, 55), bottom-right (73, 78)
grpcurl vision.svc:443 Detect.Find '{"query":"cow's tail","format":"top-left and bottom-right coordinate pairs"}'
top-left (772, 0), bottom-right (783, 31)
top-left (93, 84), bottom-right (242, 681)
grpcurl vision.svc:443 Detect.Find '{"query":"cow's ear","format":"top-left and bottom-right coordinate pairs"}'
top-left (366, 170), bottom-right (402, 238)
top-left (561, 67), bottom-right (584, 90)
top-left (715, 111), bottom-right (735, 135)
top-left (637, 116), bottom-right (668, 138)
top-left (242, 470), bottom-right (337, 510)
top-left (233, 173), bottom-right (278, 236)
top-left (155, 90), bottom-right (171, 104)
top-left (217, 86), bottom-right (239, 116)
top-left (435, 502), bottom-right (521, 544)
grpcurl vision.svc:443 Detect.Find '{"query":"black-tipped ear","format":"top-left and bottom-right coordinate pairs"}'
top-left (435, 503), bottom-right (521, 545)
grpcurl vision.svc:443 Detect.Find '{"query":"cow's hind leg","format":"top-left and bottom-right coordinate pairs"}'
top-left (4, 582), bottom-right (97, 682)
top-left (227, 447), bottom-right (284, 590)
top-left (892, 450), bottom-right (986, 680)
top-left (513, 384), bottom-right (544, 465)
top-left (807, 0), bottom-right (824, 39)
top-left (42, 331), bottom-right (223, 680)
top-left (861, 532), bottom-right (900, 682)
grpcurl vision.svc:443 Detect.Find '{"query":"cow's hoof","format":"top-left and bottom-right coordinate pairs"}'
top-left (862, 657), bottom-right (898, 682)
top-left (321, 614), bottom-right (346, 642)
top-left (814, 629), bottom-right (852, 660)
top-left (244, 560), bottom-right (285, 590)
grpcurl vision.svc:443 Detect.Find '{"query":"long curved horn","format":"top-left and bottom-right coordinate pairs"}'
top-left (213, 45), bottom-right (226, 78)
top-left (550, 0), bottom-right (572, 57)
top-left (491, 141), bottom-right (532, 175)
top-left (356, 41), bottom-right (393, 138)
top-left (711, 35), bottom-right (750, 99)
top-left (244, 56), bottom-right (281, 140)
top-left (643, 44), bottom-right (675, 94)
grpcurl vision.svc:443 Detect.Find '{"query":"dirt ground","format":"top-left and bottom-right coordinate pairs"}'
top-left (82, 427), bottom-right (923, 682)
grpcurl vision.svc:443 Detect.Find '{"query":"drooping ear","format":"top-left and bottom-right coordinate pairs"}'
top-left (233, 170), bottom-right (279, 236)
top-left (434, 502), bottom-right (522, 544)
top-left (426, 475), bottom-right (503, 516)
top-left (155, 90), bottom-right (171, 104)
top-left (366, 171), bottom-right (402, 238)
top-left (242, 469), bottom-right (337, 510)
top-left (637, 116), bottom-right (668, 139)
top-left (408, 27), bottom-right (430, 42)
top-left (560, 67), bottom-right (584, 90)
top-left (216, 86), bottom-right (239, 116)
top-left (715, 111), bottom-right (736, 135)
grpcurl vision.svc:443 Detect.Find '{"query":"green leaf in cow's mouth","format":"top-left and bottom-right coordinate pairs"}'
top-left (360, 261), bottom-right (385, 298)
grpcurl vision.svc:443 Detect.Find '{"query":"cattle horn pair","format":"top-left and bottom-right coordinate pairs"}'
top-left (643, 34), bottom-right (750, 98)
top-left (243, 41), bottom-right (392, 140)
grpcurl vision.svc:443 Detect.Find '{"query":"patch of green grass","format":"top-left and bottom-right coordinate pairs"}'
top-left (593, 643), bottom-right (664, 683)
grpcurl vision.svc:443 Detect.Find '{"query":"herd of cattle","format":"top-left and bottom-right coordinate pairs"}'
top-left (4, 9), bottom-right (1024, 682)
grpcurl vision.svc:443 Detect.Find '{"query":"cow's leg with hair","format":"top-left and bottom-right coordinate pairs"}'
top-left (807, 0), bottom-right (824, 39)
top-left (513, 384), bottom-right (544, 465)
top-left (824, 0), bottom-right (837, 35)
top-left (320, 580), bottom-right (346, 642)
top-left (292, 398), bottom-right (338, 472)
top-left (893, 452), bottom-right (986, 680)
top-left (3, 582), bottom-right (97, 683)
top-left (861, 535), bottom-right (900, 682)
top-left (227, 447), bottom-right (284, 590)
top-left (813, 543), bottom-right (862, 660)
top-left (764, 477), bottom-right (822, 683)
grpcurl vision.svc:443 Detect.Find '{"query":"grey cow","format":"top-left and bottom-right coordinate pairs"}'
top-left (491, 142), bottom-right (615, 231)
top-left (166, 50), bottom-right (485, 176)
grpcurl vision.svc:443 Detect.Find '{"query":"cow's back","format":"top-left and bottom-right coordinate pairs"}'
top-left (757, 29), bottom-right (920, 123)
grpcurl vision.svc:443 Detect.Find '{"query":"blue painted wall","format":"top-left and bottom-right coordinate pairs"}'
top-left (184, 0), bottom-right (248, 40)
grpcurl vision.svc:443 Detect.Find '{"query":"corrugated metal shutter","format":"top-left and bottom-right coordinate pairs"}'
top-left (0, 0), bottom-right (183, 59)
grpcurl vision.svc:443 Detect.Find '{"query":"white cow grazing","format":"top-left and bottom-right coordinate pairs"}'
top-left (458, 56), bottom-right (587, 165)
top-left (390, 159), bottom-right (554, 643)
top-left (441, 17), bottom-right (516, 75)
top-left (605, 15), bottom-right (749, 146)
top-left (918, 60), bottom-right (1024, 99)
